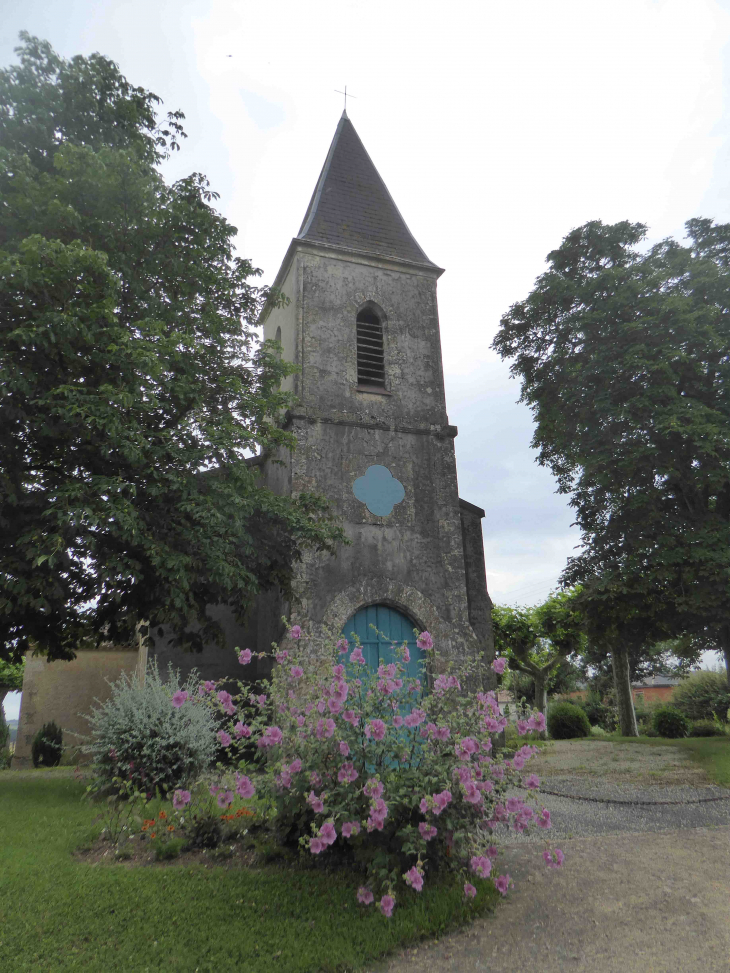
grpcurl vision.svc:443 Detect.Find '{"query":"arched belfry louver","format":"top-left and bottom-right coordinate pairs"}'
top-left (356, 308), bottom-right (386, 388)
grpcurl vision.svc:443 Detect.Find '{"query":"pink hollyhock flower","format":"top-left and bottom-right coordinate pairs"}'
top-left (418, 822), bottom-right (437, 840)
top-left (337, 638), bottom-right (349, 654)
top-left (512, 754), bottom-right (525, 770)
top-left (393, 715), bottom-right (404, 728)
top-left (463, 782), bottom-right (482, 804)
top-left (310, 838), bottom-right (324, 854)
top-left (319, 822), bottom-right (337, 846)
top-left (289, 758), bottom-right (302, 773)
top-left (339, 740), bottom-right (350, 756)
top-left (433, 725), bottom-right (451, 741)
top-left (234, 722), bottom-right (251, 738)
top-left (238, 648), bottom-right (252, 665)
top-left (203, 680), bottom-right (216, 693)
top-left (379, 895), bottom-right (395, 918)
top-left (494, 874), bottom-right (512, 895)
top-left (310, 771), bottom-right (322, 787)
top-left (525, 774), bottom-right (540, 789)
top-left (172, 789), bottom-right (191, 810)
top-left (404, 867), bottom-right (423, 892)
top-left (533, 712), bottom-right (547, 731)
top-left (307, 791), bottom-right (324, 814)
top-left (350, 647), bottom-right (366, 665)
top-left (537, 808), bottom-right (551, 829)
top-left (416, 631), bottom-right (433, 650)
top-left (491, 656), bottom-right (507, 674)
top-left (290, 666), bottom-right (304, 679)
top-left (260, 726), bottom-right (283, 747)
top-left (419, 797), bottom-right (430, 814)
top-left (275, 650), bottom-right (289, 664)
top-left (171, 690), bottom-right (188, 708)
top-left (342, 821), bottom-right (361, 838)
top-left (257, 694), bottom-right (267, 707)
top-left (487, 845), bottom-right (498, 859)
top-left (235, 774), bottom-right (255, 799)
top-left (470, 855), bottom-right (492, 878)
top-left (404, 709), bottom-right (426, 728)
top-left (217, 790), bottom-right (234, 809)
top-left (432, 790), bottom-right (452, 815)
top-left (217, 690), bottom-right (235, 716)
top-left (403, 646), bottom-right (411, 663)
top-left (332, 664), bottom-right (345, 677)
top-left (364, 779), bottom-right (384, 799)
top-left (328, 699), bottom-right (342, 714)
top-left (217, 730), bottom-right (232, 747)
top-left (464, 883), bottom-right (477, 899)
top-left (290, 625), bottom-right (302, 639)
top-left (506, 797), bottom-right (523, 813)
top-left (365, 719), bottom-right (386, 741)
top-left (357, 887), bottom-right (374, 905)
top-left (342, 710), bottom-right (358, 726)
top-left (337, 762), bottom-right (359, 784)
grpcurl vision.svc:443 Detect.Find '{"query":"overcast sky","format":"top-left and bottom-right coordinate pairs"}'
top-left (2, 0), bottom-right (729, 717)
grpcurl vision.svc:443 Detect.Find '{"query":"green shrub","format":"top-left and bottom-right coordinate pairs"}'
top-left (642, 726), bottom-right (659, 737)
top-left (547, 701), bottom-right (591, 739)
top-left (671, 671), bottom-right (730, 724)
top-left (0, 747), bottom-right (11, 769)
top-left (31, 721), bottom-right (63, 767)
top-left (590, 725), bottom-right (607, 737)
top-left (652, 706), bottom-right (689, 739)
top-left (0, 708), bottom-right (8, 751)
top-left (82, 660), bottom-right (217, 795)
top-left (688, 719), bottom-right (727, 738)
top-left (573, 692), bottom-right (617, 732)
top-left (152, 837), bottom-right (185, 861)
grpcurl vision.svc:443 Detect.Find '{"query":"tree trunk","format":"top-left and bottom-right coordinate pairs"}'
top-left (533, 671), bottom-right (548, 741)
top-left (721, 624), bottom-right (730, 692)
top-left (612, 643), bottom-right (638, 737)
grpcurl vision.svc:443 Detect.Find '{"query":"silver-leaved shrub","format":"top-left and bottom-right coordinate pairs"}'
top-left (182, 627), bottom-right (561, 917)
top-left (84, 660), bottom-right (217, 795)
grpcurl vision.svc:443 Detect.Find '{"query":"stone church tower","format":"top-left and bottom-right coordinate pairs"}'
top-left (13, 113), bottom-right (494, 765)
top-left (258, 111), bottom-right (493, 666)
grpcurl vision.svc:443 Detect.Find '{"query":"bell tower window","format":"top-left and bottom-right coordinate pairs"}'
top-left (356, 308), bottom-right (386, 389)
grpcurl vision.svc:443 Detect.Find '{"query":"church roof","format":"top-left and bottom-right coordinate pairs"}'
top-left (297, 112), bottom-right (436, 268)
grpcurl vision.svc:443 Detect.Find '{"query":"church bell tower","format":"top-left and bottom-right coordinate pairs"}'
top-left (261, 112), bottom-right (493, 664)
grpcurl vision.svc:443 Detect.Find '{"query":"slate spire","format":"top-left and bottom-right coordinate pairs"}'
top-left (297, 112), bottom-right (436, 267)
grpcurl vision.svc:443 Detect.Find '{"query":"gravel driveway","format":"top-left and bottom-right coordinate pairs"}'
top-left (368, 741), bottom-right (730, 973)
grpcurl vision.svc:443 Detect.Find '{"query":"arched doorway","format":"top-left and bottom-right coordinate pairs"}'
top-left (340, 604), bottom-right (424, 681)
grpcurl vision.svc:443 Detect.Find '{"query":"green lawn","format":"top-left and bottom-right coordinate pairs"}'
top-left (604, 734), bottom-right (730, 787)
top-left (0, 772), bottom-right (499, 973)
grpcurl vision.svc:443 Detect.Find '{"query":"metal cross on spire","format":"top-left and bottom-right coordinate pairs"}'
top-left (334, 86), bottom-right (356, 111)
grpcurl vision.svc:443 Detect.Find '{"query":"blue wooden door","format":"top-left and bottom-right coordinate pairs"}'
top-left (340, 605), bottom-right (424, 681)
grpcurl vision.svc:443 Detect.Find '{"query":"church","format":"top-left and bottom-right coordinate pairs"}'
top-left (14, 112), bottom-right (494, 764)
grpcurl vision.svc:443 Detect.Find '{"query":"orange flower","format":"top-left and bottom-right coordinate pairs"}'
top-left (142, 819), bottom-right (156, 831)
top-left (167, 825), bottom-right (175, 832)
top-left (150, 832), bottom-right (157, 839)
top-left (158, 811), bottom-right (167, 821)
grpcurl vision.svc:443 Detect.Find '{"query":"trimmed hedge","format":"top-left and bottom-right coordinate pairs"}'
top-left (688, 719), bottom-right (726, 738)
top-left (652, 706), bottom-right (689, 739)
top-left (671, 671), bottom-right (730, 724)
top-left (31, 721), bottom-right (63, 767)
top-left (547, 701), bottom-right (591, 740)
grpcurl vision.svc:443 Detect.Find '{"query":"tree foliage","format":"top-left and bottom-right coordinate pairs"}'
top-left (0, 35), bottom-right (344, 664)
top-left (493, 218), bottom-right (730, 706)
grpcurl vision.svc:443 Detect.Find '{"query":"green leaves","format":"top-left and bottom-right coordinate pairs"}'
top-left (0, 36), bottom-right (344, 663)
top-left (493, 218), bottom-right (730, 680)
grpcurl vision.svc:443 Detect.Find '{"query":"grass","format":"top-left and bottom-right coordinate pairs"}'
top-left (603, 734), bottom-right (730, 788)
top-left (0, 772), bottom-right (499, 973)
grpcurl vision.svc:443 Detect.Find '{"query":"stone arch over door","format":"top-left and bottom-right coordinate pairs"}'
top-left (319, 578), bottom-right (459, 664)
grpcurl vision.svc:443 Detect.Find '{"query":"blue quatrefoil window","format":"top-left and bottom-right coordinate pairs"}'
top-left (353, 465), bottom-right (405, 516)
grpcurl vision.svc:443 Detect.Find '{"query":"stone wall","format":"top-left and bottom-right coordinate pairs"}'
top-left (13, 648), bottom-right (139, 768)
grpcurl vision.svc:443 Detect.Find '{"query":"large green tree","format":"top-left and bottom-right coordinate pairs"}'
top-left (0, 35), bottom-right (344, 665)
top-left (493, 218), bottom-right (730, 733)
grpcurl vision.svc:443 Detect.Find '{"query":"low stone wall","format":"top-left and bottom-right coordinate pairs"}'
top-left (13, 648), bottom-right (140, 768)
